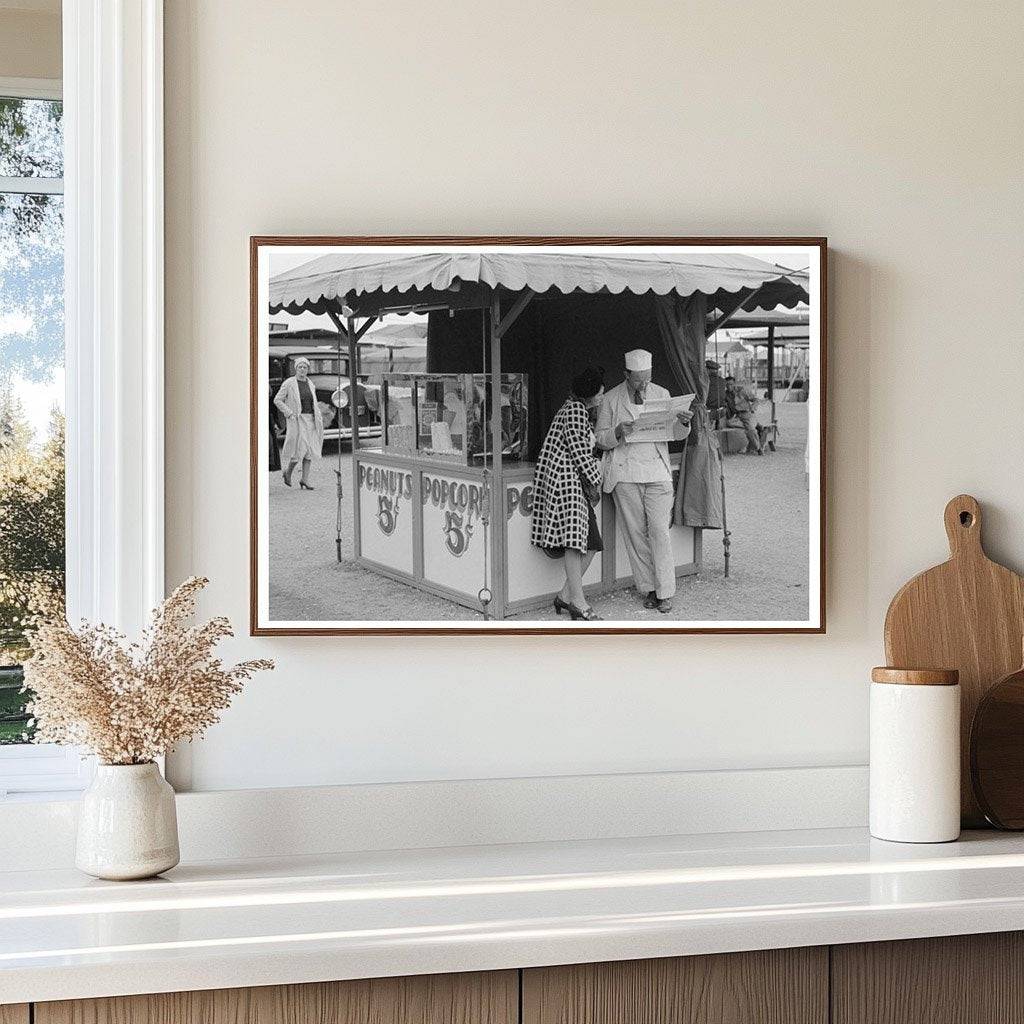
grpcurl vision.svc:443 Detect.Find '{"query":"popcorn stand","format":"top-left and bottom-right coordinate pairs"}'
top-left (268, 250), bottom-right (810, 620)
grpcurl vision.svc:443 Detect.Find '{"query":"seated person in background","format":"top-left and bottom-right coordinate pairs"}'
top-left (705, 359), bottom-right (729, 427)
top-left (726, 374), bottom-right (763, 455)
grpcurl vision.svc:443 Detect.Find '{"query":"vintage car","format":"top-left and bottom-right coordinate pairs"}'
top-left (268, 344), bottom-right (383, 448)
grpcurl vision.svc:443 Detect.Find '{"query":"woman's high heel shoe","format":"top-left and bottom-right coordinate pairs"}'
top-left (299, 481), bottom-right (314, 490)
top-left (553, 596), bottom-right (572, 615)
top-left (567, 603), bottom-right (602, 621)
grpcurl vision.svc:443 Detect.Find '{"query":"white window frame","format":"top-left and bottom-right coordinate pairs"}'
top-left (0, 76), bottom-right (61, 101)
top-left (0, 0), bottom-right (165, 798)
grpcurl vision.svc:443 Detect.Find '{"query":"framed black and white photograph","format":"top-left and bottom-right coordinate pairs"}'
top-left (250, 237), bottom-right (825, 634)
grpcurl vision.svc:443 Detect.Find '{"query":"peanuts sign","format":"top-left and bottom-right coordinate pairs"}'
top-left (359, 464), bottom-right (412, 538)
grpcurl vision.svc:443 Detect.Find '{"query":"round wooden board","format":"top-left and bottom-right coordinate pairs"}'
top-left (970, 665), bottom-right (1024, 829)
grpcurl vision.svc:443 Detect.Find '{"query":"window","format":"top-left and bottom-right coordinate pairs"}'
top-left (0, 6), bottom-right (166, 795)
top-left (0, 81), bottom-right (87, 797)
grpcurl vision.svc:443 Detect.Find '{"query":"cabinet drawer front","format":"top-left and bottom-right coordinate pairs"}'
top-left (35, 971), bottom-right (517, 1024)
top-left (0, 1006), bottom-right (29, 1024)
top-left (832, 933), bottom-right (1024, 1024)
top-left (523, 948), bottom-right (827, 1024)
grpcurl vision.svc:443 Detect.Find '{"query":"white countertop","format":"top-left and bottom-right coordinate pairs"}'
top-left (4, 826), bottom-right (1024, 1004)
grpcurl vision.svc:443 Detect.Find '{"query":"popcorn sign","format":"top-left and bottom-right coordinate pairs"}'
top-left (421, 474), bottom-right (488, 558)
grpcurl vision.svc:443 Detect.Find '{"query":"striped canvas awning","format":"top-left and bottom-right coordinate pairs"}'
top-left (269, 251), bottom-right (810, 316)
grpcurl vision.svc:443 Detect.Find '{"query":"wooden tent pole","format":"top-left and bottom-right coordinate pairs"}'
top-left (496, 288), bottom-right (534, 337)
top-left (346, 312), bottom-right (361, 562)
top-left (487, 293), bottom-right (505, 620)
top-left (706, 284), bottom-right (765, 336)
top-left (326, 309), bottom-right (349, 562)
top-left (720, 452), bottom-right (730, 578)
top-left (326, 309), bottom-right (377, 563)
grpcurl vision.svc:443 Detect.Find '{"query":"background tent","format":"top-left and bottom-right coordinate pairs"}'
top-left (269, 251), bottom-right (810, 530)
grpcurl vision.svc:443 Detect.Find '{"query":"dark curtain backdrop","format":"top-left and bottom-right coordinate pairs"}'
top-left (427, 289), bottom-right (721, 526)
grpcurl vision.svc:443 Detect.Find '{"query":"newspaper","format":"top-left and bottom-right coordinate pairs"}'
top-left (624, 394), bottom-right (695, 444)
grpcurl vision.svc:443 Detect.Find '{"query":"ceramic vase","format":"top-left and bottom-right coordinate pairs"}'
top-left (76, 762), bottom-right (180, 880)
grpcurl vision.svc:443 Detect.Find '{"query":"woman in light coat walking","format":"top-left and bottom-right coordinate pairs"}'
top-left (273, 357), bottom-right (324, 489)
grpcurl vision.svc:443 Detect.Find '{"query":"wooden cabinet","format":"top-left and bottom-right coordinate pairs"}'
top-left (832, 932), bottom-right (1024, 1024)
top-left (23, 932), bottom-right (1024, 1024)
top-left (34, 971), bottom-right (517, 1024)
top-left (522, 948), bottom-right (828, 1024)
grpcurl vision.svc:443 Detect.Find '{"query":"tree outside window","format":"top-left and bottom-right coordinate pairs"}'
top-left (0, 95), bottom-right (65, 745)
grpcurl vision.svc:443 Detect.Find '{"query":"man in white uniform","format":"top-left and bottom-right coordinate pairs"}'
top-left (595, 349), bottom-right (692, 613)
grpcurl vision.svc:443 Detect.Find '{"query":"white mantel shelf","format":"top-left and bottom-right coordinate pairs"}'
top-left (4, 827), bottom-right (1024, 1004)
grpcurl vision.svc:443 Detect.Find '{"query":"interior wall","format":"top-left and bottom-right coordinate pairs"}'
top-left (0, 7), bottom-right (61, 80)
top-left (163, 0), bottom-right (1024, 792)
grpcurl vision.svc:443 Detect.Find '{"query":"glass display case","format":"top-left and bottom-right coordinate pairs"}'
top-left (382, 377), bottom-right (417, 453)
top-left (381, 372), bottom-right (527, 464)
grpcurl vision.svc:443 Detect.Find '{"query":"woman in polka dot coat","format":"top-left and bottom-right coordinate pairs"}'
top-left (531, 367), bottom-right (605, 620)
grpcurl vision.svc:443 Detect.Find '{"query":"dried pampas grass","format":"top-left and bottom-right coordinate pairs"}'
top-left (23, 576), bottom-right (273, 765)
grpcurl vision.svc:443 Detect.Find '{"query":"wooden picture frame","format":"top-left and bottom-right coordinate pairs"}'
top-left (250, 237), bottom-right (826, 635)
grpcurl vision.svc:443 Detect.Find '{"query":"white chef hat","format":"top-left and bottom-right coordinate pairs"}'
top-left (624, 349), bottom-right (652, 371)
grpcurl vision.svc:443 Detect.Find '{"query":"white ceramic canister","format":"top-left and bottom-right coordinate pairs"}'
top-left (869, 667), bottom-right (961, 843)
top-left (76, 762), bottom-right (180, 880)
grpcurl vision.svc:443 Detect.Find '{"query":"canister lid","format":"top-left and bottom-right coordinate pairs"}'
top-left (871, 667), bottom-right (959, 686)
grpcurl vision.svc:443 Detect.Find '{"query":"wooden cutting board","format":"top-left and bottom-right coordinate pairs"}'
top-left (884, 494), bottom-right (1024, 826)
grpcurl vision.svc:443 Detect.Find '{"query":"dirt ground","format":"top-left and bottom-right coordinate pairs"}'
top-left (268, 403), bottom-right (810, 623)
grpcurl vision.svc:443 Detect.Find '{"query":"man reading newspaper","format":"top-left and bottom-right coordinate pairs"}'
top-left (595, 349), bottom-right (694, 614)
